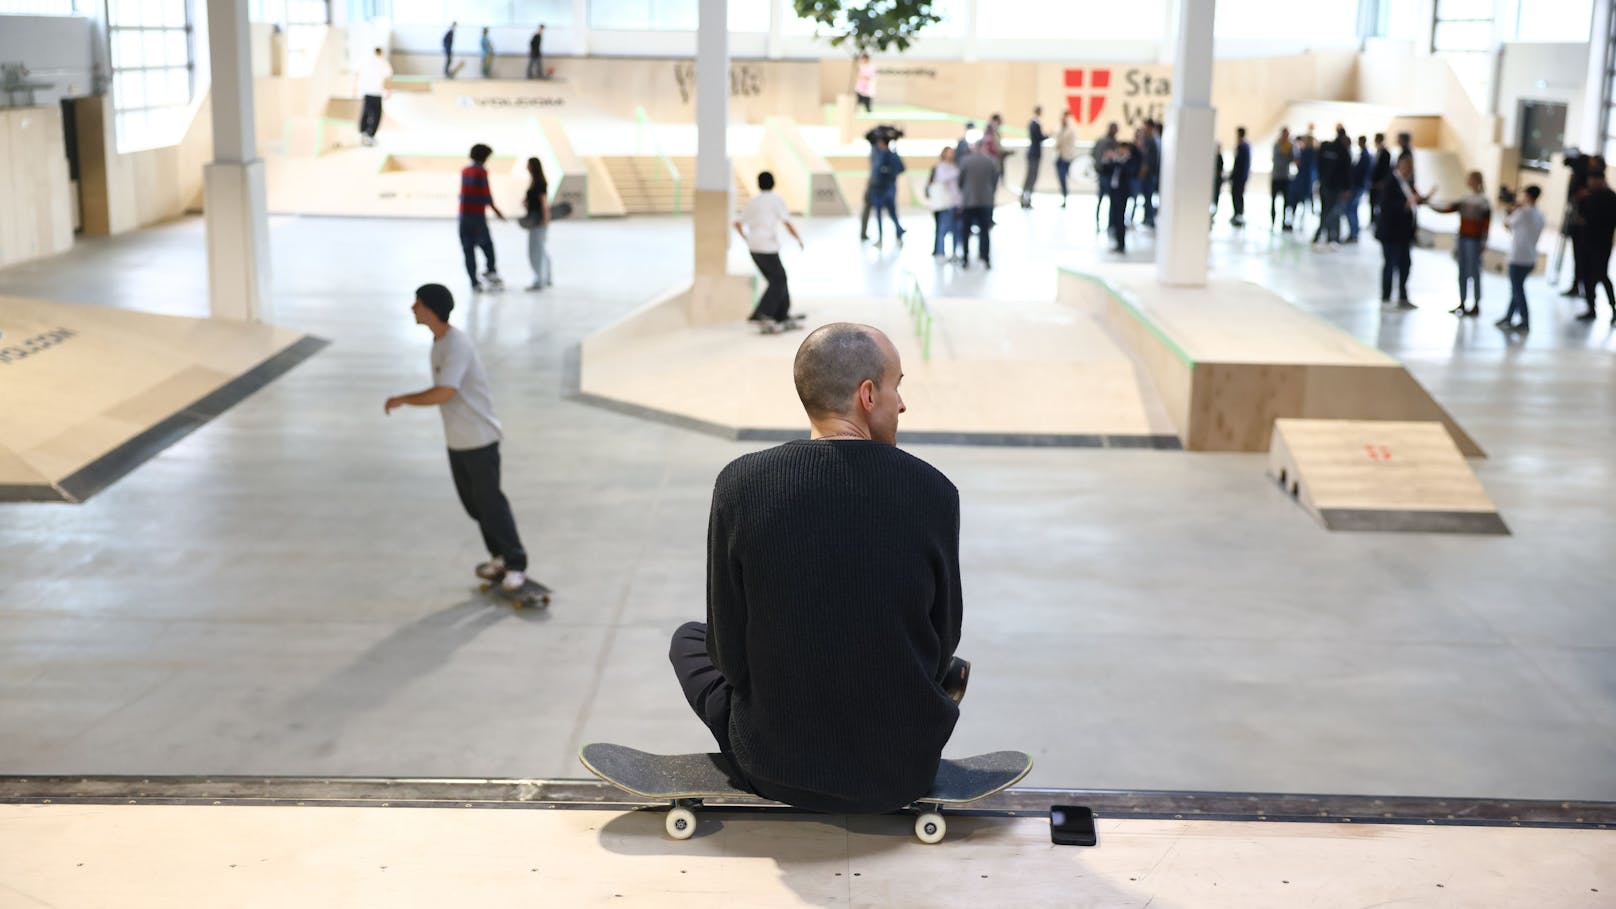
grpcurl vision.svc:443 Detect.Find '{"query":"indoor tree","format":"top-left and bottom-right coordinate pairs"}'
top-left (791, 0), bottom-right (944, 92)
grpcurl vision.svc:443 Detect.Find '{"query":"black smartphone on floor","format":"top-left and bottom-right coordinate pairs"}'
top-left (1050, 805), bottom-right (1098, 846)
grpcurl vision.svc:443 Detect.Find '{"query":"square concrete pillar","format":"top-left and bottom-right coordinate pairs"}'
top-left (203, 161), bottom-right (273, 322)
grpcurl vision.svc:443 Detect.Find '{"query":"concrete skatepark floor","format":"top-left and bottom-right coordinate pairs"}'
top-left (0, 203), bottom-right (1613, 802)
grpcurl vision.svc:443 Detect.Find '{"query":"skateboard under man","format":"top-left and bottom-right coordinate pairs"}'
top-left (579, 742), bottom-right (1031, 843)
top-left (478, 577), bottom-right (552, 609)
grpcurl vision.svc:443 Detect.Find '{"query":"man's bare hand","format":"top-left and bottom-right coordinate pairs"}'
top-left (384, 396), bottom-right (404, 414)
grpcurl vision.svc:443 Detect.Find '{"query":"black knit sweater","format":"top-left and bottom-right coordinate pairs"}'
top-left (707, 439), bottom-right (963, 813)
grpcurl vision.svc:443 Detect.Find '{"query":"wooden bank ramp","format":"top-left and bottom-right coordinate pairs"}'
top-left (0, 296), bottom-right (324, 503)
top-left (1058, 265), bottom-right (1483, 455)
top-left (1268, 419), bottom-right (1507, 534)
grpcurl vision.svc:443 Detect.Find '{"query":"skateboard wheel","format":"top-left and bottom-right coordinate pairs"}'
top-left (666, 806), bottom-right (696, 840)
top-left (915, 811), bottom-right (945, 844)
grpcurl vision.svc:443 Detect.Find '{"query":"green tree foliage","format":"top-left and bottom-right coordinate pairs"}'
top-left (791, 0), bottom-right (944, 55)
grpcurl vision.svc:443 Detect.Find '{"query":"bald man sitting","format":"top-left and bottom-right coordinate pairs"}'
top-left (668, 323), bottom-right (967, 814)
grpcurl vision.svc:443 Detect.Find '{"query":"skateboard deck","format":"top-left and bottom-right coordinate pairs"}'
top-left (479, 578), bottom-right (552, 608)
top-left (579, 742), bottom-right (1031, 842)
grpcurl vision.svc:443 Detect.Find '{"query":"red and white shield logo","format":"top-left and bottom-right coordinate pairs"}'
top-left (1064, 68), bottom-right (1111, 125)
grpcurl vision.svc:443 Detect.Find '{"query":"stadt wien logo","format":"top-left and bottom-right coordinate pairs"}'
top-left (1064, 67), bottom-right (1172, 127)
top-left (1064, 68), bottom-right (1111, 124)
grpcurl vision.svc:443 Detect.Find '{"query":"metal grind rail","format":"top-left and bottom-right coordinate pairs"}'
top-left (899, 269), bottom-right (933, 361)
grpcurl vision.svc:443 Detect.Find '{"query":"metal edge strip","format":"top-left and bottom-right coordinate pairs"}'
top-left (8, 335), bottom-right (330, 505)
top-left (1, 777), bottom-right (1610, 830)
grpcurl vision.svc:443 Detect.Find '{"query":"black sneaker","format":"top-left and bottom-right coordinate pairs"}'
top-left (1576, 310), bottom-right (1597, 321)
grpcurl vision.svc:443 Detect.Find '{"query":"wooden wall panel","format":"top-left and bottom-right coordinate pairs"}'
top-left (0, 107), bottom-right (75, 269)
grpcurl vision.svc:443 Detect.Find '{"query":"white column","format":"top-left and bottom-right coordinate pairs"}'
top-left (766, 0), bottom-right (783, 59)
top-left (695, 0), bottom-right (730, 195)
top-left (692, 0), bottom-right (731, 278)
top-left (203, 0), bottom-right (272, 322)
top-left (1155, 0), bottom-right (1216, 286)
top-left (572, 0), bottom-right (590, 55)
top-left (962, 0), bottom-right (979, 63)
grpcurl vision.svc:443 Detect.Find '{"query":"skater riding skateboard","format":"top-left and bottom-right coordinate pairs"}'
top-left (580, 742), bottom-right (1030, 842)
top-left (475, 559), bottom-right (551, 608)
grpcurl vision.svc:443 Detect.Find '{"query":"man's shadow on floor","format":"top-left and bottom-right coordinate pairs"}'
top-left (278, 596), bottom-right (549, 758)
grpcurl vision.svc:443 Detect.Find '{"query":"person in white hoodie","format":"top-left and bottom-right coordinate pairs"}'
top-left (926, 147), bottom-right (962, 261)
top-left (354, 47), bottom-right (393, 146)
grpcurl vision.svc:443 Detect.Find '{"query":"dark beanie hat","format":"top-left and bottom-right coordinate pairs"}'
top-left (416, 283), bottom-right (454, 322)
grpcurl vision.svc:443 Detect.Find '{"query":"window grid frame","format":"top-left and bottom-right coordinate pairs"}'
top-left (105, 0), bottom-right (195, 153)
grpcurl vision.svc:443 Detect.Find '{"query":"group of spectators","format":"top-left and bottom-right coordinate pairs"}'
top-left (850, 105), bottom-right (1615, 332)
top-left (1091, 120), bottom-right (1163, 253)
top-left (1261, 123), bottom-right (1401, 244)
top-left (915, 119), bottom-right (1007, 268)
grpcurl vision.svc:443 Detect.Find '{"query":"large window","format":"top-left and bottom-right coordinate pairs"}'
top-left (251, 0), bottom-right (331, 73)
top-left (0, 0), bottom-right (83, 12)
top-left (1600, 0), bottom-right (1616, 159)
top-left (972, 0), bottom-right (1154, 40)
top-left (589, 0), bottom-right (691, 29)
top-left (1215, 0), bottom-right (1357, 40)
top-left (1432, 0), bottom-right (1495, 107)
top-left (1512, 0), bottom-right (1593, 42)
top-left (383, 0), bottom-right (575, 27)
top-left (106, 0), bottom-right (193, 152)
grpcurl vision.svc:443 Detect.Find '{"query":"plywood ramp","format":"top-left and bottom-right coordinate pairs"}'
top-left (1269, 419), bottom-right (1507, 534)
top-left (0, 296), bottom-right (321, 502)
top-left (2, 802), bottom-right (1611, 908)
top-left (1059, 266), bottom-right (1484, 456)
top-left (578, 290), bottom-right (1178, 444)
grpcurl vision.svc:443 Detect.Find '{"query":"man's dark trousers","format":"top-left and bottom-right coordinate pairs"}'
top-left (960, 206), bottom-right (992, 264)
top-left (1109, 185), bottom-right (1130, 249)
top-left (527, 55), bottom-right (543, 78)
top-left (1380, 240), bottom-right (1411, 301)
top-left (668, 621), bottom-right (780, 796)
top-left (447, 442), bottom-right (527, 572)
top-left (359, 95), bottom-right (383, 138)
top-left (1506, 263), bottom-right (1532, 327)
top-left (459, 216), bottom-right (495, 284)
top-left (1231, 177), bottom-right (1246, 220)
top-left (749, 252), bottom-right (791, 321)
top-left (1022, 152), bottom-right (1040, 203)
top-left (1581, 245), bottom-right (1614, 316)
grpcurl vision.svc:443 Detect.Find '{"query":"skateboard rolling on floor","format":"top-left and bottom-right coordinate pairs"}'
top-left (478, 577), bottom-right (552, 608)
top-left (754, 314), bottom-right (806, 335)
top-left (579, 742), bottom-right (1031, 843)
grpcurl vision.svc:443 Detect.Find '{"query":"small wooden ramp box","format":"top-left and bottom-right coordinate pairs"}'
top-left (1268, 419), bottom-right (1508, 534)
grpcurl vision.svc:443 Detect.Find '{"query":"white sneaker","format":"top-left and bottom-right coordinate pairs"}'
top-left (500, 570), bottom-right (527, 592)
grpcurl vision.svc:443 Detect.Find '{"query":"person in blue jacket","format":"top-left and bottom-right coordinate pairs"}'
top-left (1345, 135), bottom-right (1374, 242)
top-left (866, 134), bottom-right (907, 246)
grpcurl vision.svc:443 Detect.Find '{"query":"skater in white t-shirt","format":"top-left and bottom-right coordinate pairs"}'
top-left (734, 171), bottom-right (804, 332)
top-left (386, 283), bottom-right (531, 593)
top-left (354, 47), bottom-right (393, 146)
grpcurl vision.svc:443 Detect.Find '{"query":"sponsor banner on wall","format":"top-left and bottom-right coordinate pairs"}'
top-left (826, 60), bottom-right (1175, 142)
